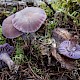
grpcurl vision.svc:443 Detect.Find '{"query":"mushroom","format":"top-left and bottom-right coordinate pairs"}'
top-left (0, 43), bottom-right (15, 70)
top-left (12, 7), bottom-right (47, 33)
top-left (2, 7), bottom-right (46, 39)
top-left (2, 7), bottom-right (47, 47)
top-left (2, 14), bottom-right (23, 39)
top-left (58, 34), bottom-right (80, 59)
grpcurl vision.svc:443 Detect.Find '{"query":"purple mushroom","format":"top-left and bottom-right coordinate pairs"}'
top-left (58, 35), bottom-right (80, 59)
top-left (0, 43), bottom-right (15, 70)
top-left (12, 7), bottom-right (47, 33)
top-left (2, 14), bottom-right (23, 39)
top-left (2, 7), bottom-right (47, 39)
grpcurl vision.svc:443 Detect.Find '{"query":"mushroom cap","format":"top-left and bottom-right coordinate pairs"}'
top-left (0, 43), bottom-right (14, 55)
top-left (0, 43), bottom-right (14, 68)
top-left (2, 14), bottom-right (23, 39)
top-left (12, 7), bottom-right (47, 33)
top-left (58, 40), bottom-right (80, 59)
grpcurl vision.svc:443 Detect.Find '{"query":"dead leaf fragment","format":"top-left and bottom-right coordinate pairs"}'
top-left (51, 47), bottom-right (77, 70)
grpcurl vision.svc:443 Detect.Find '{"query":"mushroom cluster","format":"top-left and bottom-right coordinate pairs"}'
top-left (2, 7), bottom-right (47, 39)
top-left (1, 7), bottom-right (47, 69)
top-left (0, 43), bottom-right (15, 70)
top-left (52, 28), bottom-right (80, 59)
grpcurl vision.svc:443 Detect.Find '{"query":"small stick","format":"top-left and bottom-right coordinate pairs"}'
top-left (44, 1), bottom-right (55, 14)
top-left (28, 62), bottom-right (43, 80)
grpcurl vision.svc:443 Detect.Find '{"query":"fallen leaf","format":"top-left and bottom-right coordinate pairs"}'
top-left (51, 47), bottom-right (77, 70)
top-left (52, 28), bottom-right (71, 44)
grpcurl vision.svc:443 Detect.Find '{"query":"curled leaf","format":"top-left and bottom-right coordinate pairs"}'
top-left (51, 47), bottom-right (77, 70)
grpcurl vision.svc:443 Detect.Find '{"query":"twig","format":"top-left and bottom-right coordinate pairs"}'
top-left (49, 72), bottom-right (64, 76)
top-left (44, 73), bottom-right (49, 80)
top-left (28, 62), bottom-right (43, 80)
top-left (44, 1), bottom-right (55, 14)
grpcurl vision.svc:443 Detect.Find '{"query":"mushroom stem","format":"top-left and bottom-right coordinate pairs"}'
top-left (21, 33), bottom-right (36, 46)
top-left (21, 33), bottom-right (28, 45)
top-left (29, 33), bottom-right (37, 41)
top-left (0, 53), bottom-right (14, 70)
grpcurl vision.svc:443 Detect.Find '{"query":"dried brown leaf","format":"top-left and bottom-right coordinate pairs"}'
top-left (51, 47), bottom-right (77, 70)
top-left (52, 28), bottom-right (71, 44)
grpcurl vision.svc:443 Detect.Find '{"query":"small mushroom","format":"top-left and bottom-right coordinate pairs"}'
top-left (0, 43), bottom-right (15, 70)
top-left (12, 7), bottom-right (47, 33)
top-left (58, 34), bottom-right (80, 59)
top-left (2, 14), bottom-right (23, 39)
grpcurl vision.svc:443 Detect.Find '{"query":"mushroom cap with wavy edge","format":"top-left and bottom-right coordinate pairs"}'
top-left (12, 7), bottom-right (47, 33)
top-left (58, 40), bottom-right (80, 59)
top-left (2, 14), bottom-right (23, 39)
top-left (0, 43), bottom-right (14, 69)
